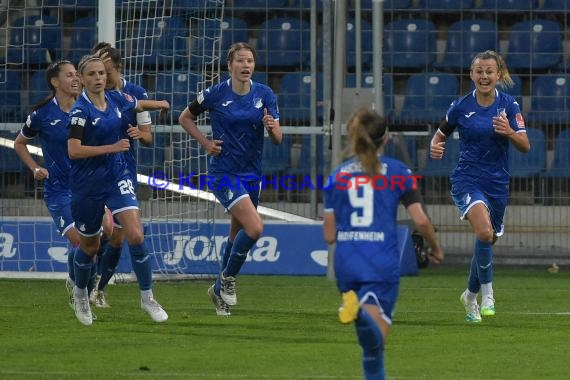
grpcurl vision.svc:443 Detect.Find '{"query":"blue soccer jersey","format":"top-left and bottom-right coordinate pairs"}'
top-left (194, 79), bottom-right (279, 177)
top-left (323, 156), bottom-right (417, 284)
top-left (444, 89), bottom-right (526, 197)
top-left (68, 90), bottom-right (136, 196)
top-left (20, 97), bottom-right (72, 198)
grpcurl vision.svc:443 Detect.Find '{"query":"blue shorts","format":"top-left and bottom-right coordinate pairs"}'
top-left (451, 186), bottom-right (507, 236)
top-left (209, 175), bottom-right (261, 210)
top-left (72, 175), bottom-right (139, 237)
top-left (44, 193), bottom-right (75, 236)
top-left (337, 281), bottom-right (399, 325)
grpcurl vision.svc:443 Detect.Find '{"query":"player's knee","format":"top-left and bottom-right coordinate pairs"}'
top-left (125, 229), bottom-right (145, 246)
top-left (475, 228), bottom-right (494, 243)
top-left (246, 221), bottom-right (263, 240)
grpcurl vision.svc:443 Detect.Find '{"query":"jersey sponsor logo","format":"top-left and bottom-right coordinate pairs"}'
top-left (221, 100), bottom-right (233, 107)
top-left (464, 112), bottom-right (476, 118)
top-left (92, 117), bottom-right (101, 125)
top-left (50, 119), bottom-right (61, 126)
top-left (71, 117), bottom-right (86, 127)
top-left (254, 98), bottom-right (263, 109)
top-left (515, 112), bottom-right (525, 127)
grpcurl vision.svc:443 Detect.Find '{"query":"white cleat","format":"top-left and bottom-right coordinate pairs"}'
top-left (73, 295), bottom-right (93, 326)
top-left (220, 274), bottom-right (237, 306)
top-left (141, 297), bottom-right (168, 323)
top-left (94, 290), bottom-right (111, 308)
top-left (208, 284), bottom-right (231, 316)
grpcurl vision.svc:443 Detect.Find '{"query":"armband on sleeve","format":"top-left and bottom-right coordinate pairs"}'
top-left (438, 119), bottom-right (456, 137)
top-left (20, 124), bottom-right (37, 139)
top-left (68, 123), bottom-right (84, 140)
top-left (188, 99), bottom-right (204, 117)
top-left (401, 189), bottom-right (424, 208)
top-left (136, 111), bottom-right (152, 126)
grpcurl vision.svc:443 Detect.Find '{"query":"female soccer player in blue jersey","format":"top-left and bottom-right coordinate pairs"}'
top-left (323, 107), bottom-right (444, 380)
top-left (14, 60), bottom-right (113, 302)
top-left (67, 55), bottom-right (169, 326)
top-left (179, 42), bottom-right (282, 316)
top-left (430, 50), bottom-right (530, 323)
top-left (88, 43), bottom-right (157, 308)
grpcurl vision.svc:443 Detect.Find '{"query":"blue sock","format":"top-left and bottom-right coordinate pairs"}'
top-left (73, 248), bottom-right (93, 289)
top-left (96, 237), bottom-right (109, 276)
top-left (129, 243), bottom-right (152, 291)
top-left (467, 254), bottom-right (480, 294)
top-left (221, 240), bottom-right (233, 272)
top-left (355, 309), bottom-right (385, 380)
top-left (67, 247), bottom-right (76, 282)
top-left (87, 260), bottom-right (97, 295)
top-left (475, 239), bottom-right (493, 284)
top-left (98, 244), bottom-right (123, 291)
top-left (223, 230), bottom-right (256, 277)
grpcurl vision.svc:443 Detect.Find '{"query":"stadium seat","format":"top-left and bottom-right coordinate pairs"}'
top-left (537, 0), bottom-right (567, 10)
top-left (509, 128), bottom-right (546, 178)
top-left (66, 16), bottom-right (97, 66)
top-left (288, 134), bottom-right (325, 176)
top-left (345, 18), bottom-right (373, 71)
top-left (231, 0), bottom-right (288, 8)
top-left (395, 72), bottom-right (459, 125)
top-left (526, 75), bottom-right (570, 126)
top-left (155, 72), bottom-right (202, 121)
top-left (414, 0), bottom-right (474, 10)
top-left (278, 72), bottom-right (323, 125)
top-left (0, 130), bottom-right (25, 173)
top-left (468, 75), bottom-right (523, 105)
top-left (345, 73), bottom-right (394, 118)
top-left (361, 0), bottom-right (410, 9)
top-left (420, 135), bottom-right (460, 177)
top-left (383, 19), bottom-right (437, 70)
top-left (220, 17), bottom-right (249, 52)
top-left (137, 132), bottom-right (168, 175)
top-left (435, 19), bottom-right (498, 70)
top-left (383, 135), bottom-right (418, 171)
top-left (505, 19), bottom-right (562, 71)
top-left (7, 15), bottom-right (62, 66)
top-left (256, 18), bottom-right (310, 69)
top-left (546, 130), bottom-right (570, 178)
top-left (263, 136), bottom-right (292, 176)
top-left (475, 0), bottom-right (537, 10)
top-left (28, 70), bottom-right (50, 107)
top-left (0, 70), bottom-right (22, 122)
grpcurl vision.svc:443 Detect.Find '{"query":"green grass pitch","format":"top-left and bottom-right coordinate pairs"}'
top-left (0, 267), bottom-right (569, 379)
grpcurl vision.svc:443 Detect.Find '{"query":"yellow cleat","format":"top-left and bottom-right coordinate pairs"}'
top-left (338, 290), bottom-right (360, 324)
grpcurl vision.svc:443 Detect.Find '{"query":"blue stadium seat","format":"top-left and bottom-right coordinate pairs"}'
top-left (137, 132), bottom-right (168, 175)
top-left (383, 19), bottom-right (437, 70)
top-left (509, 128), bottom-right (546, 178)
top-left (435, 19), bottom-right (498, 70)
top-left (469, 75), bottom-right (523, 105)
top-left (395, 72), bottom-right (459, 125)
top-left (28, 70), bottom-right (50, 107)
top-left (221, 17), bottom-right (249, 52)
top-left (475, 0), bottom-right (537, 10)
top-left (0, 70), bottom-right (22, 122)
top-left (383, 135), bottom-right (418, 171)
top-left (345, 18), bottom-right (373, 70)
top-left (66, 16), bottom-right (97, 66)
top-left (278, 72), bottom-right (323, 125)
top-left (288, 134), bottom-right (325, 176)
top-left (232, 0), bottom-right (288, 8)
top-left (546, 130), bottom-right (570, 178)
top-left (537, 0), bottom-right (567, 10)
top-left (7, 15), bottom-right (62, 65)
top-left (362, 0), bottom-right (410, 9)
top-left (256, 18), bottom-right (310, 69)
top-left (506, 19), bottom-right (562, 70)
top-left (414, 0), bottom-right (474, 10)
top-left (0, 130), bottom-right (25, 173)
top-left (263, 136), bottom-right (292, 176)
top-left (155, 72), bottom-right (202, 121)
top-left (526, 75), bottom-right (570, 126)
top-left (421, 136), bottom-right (460, 177)
top-left (345, 73), bottom-right (394, 118)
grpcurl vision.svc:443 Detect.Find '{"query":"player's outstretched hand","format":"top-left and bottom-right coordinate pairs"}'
top-left (428, 246), bottom-right (444, 264)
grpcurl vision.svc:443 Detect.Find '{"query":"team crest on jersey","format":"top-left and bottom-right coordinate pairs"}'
top-left (254, 98), bottom-right (263, 109)
top-left (515, 113), bottom-right (525, 128)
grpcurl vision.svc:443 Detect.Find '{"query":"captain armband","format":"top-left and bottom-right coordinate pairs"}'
top-left (401, 189), bottom-right (424, 208)
top-left (437, 119), bottom-right (456, 137)
top-left (188, 100), bottom-right (205, 117)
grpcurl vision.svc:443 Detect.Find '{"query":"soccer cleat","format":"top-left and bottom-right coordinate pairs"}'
top-left (208, 284), bottom-right (231, 316)
top-left (220, 274), bottom-right (237, 306)
top-left (481, 296), bottom-right (496, 317)
top-left (460, 291), bottom-right (482, 323)
top-left (73, 294), bottom-right (93, 326)
top-left (94, 290), bottom-right (111, 308)
top-left (338, 290), bottom-right (360, 324)
top-left (89, 289), bottom-right (98, 305)
top-left (141, 297), bottom-right (168, 323)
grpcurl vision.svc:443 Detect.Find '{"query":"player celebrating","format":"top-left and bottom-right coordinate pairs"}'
top-left (179, 42), bottom-right (282, 316)
top-left (323, 107), bottom-right (444, 380)
top-left (68, 55), bottom-right (168, 326)
top-left (429, 50), bottom-right (530, 322)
